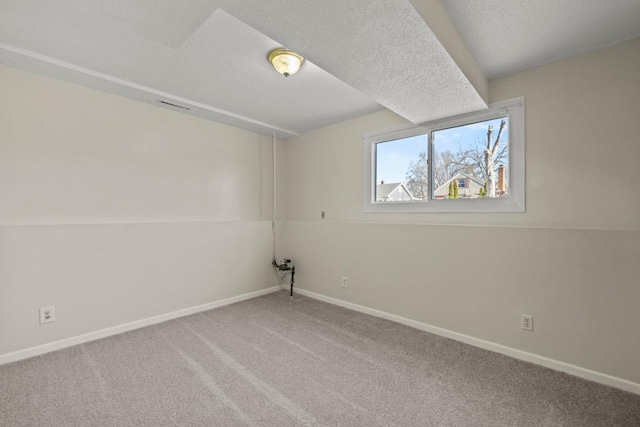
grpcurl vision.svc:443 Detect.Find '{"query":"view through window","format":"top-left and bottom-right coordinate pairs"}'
top-left (375, 117), bottom-right (509, 201)
top-left (364, 97), bottom-right (524, 213)
top-left (375, 134), bottom-right (427, 201)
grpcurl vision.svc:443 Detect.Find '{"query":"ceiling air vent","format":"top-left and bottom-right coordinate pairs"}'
top-left (159, 100), bottom-right (190, 110)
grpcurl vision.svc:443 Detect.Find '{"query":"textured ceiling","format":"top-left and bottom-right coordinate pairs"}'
top-left (3, 1), bottom-right (635, 138)
top-left (221, 1), bottom-right (487, 125)
top-left (0, 0), bottom-right (487, 138)
top-left (91, 0), bottom-right (219, 49)
top-left (443, 0), bottom-right (640, 79)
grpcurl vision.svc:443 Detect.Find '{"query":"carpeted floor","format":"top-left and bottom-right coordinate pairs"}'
top-left (1, 290), bottom-right (639, 426)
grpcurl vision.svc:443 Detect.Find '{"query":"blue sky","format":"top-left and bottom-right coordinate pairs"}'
top-left (376, 117), bottom-right (509, 183)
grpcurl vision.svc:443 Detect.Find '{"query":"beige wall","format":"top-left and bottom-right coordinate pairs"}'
top-left (279, 37), bottom-right (640, 384)
top-left (0, 65), bottom-right (275, 355)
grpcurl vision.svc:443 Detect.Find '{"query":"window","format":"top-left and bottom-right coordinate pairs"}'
top-left (363, 97), bottom-right (524, 213)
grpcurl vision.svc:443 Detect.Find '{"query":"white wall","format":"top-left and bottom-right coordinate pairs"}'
top-left (0, 65), bottom-right (276, 355)
top-left (279, 37), bottom-right (640, 385)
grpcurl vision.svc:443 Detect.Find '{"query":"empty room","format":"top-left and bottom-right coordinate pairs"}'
top-left (1, 1), bottom-right (640, 425)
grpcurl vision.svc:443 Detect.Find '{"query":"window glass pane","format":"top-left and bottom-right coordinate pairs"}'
top-left (432, 117), bottom-right (509, 199)
top-left (364, 97), bottom-right (523, 213)
top-left (375, 134), bottom-right (427, 201)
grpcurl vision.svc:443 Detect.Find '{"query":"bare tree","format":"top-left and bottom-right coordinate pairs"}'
top-left (405, 120), bottom-right (508, 199)
top-left (405, 150), bottom-right (462, 199)
top-left (455, 137), bottom-right (508, 188)
top-left (433, 150), bottom-right (460, 189)
top-left (484, 120), bottom-right (507, 197)
top-left (405, 152), bottom-right (428, 199)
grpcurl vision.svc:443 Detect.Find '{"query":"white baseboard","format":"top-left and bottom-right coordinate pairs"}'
top-left (0, 286), bottom-right (280, 366)
top-left (287, 286), bottom-right (640, 396)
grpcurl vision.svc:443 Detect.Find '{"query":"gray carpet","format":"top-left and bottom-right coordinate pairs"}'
top-left (1, 291), bottom-right (639, 426)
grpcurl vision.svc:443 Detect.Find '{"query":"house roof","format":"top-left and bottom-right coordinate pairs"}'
top-left (434, 173), bottom-right (484, 194)
top-left (376, 182), bottom-right (414, 199)
top-left (377, 183), bottom-right (402, 199)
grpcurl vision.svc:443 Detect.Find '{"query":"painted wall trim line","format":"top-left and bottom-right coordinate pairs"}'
top-left (284, 219), bottom-right (640, 233)
top-left (0, 286), bottom-right (280, 366)
top-left (1, 219), bottom-right (275, 228)
top-left (286, 286), bottom-right (640, 396)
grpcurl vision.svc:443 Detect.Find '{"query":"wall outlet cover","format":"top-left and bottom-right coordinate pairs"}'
top-left (521, 314), bottom-right (533, 331)
top-left (39, 306), bottom-right (55, 324)
top-left (341, 276), bottom-right (349, 288)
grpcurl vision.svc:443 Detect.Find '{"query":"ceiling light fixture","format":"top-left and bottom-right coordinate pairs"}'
top-left (268, 48), bottom-right (304, 77)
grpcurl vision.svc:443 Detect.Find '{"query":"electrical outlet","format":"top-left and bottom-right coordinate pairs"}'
top-left (39, 306), bottom-right (55, 324)
top-left (341, 276), bottom-right (349, 288)
top-left (521, 314), bottom-right (533, 331)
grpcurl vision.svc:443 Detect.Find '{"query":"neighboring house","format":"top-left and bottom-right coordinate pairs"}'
top-left (376, 181), bottom-right (415, 201)
top-left (433, 173), bottom-right (485, 199)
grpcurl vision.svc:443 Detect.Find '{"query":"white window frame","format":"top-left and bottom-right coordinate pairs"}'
top-left (363, 97), bottom-right (525, 213)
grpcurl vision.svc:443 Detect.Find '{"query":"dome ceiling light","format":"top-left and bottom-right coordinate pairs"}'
top-left (268, 48), bottom-right (304, 77)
